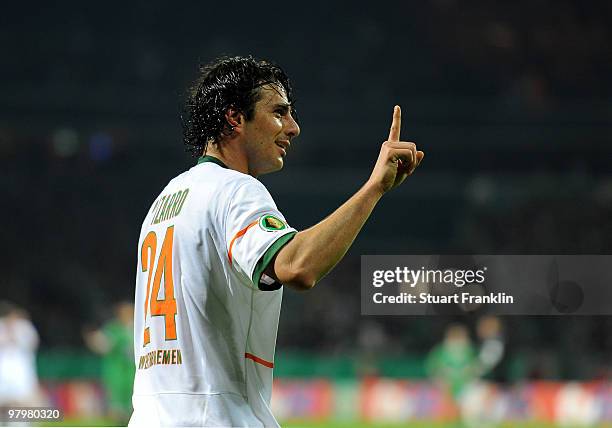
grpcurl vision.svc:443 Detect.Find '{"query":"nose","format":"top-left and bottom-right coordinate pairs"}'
top-left (285, 113), bottom-right (300, 139)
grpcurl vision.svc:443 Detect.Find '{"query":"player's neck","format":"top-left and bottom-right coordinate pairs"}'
top-left (204, 144), bottom-right (250, 176)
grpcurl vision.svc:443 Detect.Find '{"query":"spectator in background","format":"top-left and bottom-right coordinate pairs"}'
top-left (0, 301), bottom-right (43, 407)
top-left (83, 301), bottom-right (135, 424)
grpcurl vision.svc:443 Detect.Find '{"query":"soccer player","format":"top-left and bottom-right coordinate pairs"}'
top-left (129, 56), bottom-right (424, 427)
top-left (426, 323), bottom-right (479, 400)
top-left (83, 301), bottom-right (135, 424)
top-left (0, 301), bottom-right (43, 408)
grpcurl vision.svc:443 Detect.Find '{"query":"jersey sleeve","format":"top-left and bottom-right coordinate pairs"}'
top-left (225, 179), bottom-right (297, 290)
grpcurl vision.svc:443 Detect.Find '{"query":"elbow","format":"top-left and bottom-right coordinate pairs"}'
top-left (285, 267), bottom-right (317, 291)
top-left (273, 247), bottom-right (317, 290)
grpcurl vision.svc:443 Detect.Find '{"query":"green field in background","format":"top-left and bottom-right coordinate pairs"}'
top-left (40, 419), bottom-right (612, 428)
top-left (283, 422), bottom-right (612, 428)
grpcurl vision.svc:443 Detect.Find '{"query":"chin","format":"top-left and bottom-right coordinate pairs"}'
top-left (257, 158), bottom-right (284, 176)
top-left (270, 158), bottom-right (284, 173)
top-left (271, 153), bottom-right (285, 168)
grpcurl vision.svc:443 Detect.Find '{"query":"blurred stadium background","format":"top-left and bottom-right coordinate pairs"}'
top-left (1, 0), bottom-right (611, 426)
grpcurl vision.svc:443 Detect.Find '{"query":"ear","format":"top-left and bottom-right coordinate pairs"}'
top-left (224, 107), bottom-right (245, 133)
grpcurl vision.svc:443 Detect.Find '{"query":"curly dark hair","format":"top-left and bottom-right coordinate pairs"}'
top-left (182, 55), bottom-right (296, 158)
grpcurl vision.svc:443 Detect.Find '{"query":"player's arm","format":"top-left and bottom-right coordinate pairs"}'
top-left (266, 106), bottom-right (424, 290)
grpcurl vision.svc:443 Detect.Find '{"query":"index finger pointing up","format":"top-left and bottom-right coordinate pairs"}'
top-left (388, 105), bottom-right (401, 142)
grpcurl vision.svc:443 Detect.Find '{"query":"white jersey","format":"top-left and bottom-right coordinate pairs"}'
top-left (0, 317), bottom-right (39, 405)
top-left (130, 156), bottom-right (297, 427)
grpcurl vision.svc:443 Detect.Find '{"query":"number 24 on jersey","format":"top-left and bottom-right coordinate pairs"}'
top-left (140, 226), bottom-right (177, 346)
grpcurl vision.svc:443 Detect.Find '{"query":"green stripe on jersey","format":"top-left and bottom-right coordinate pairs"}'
top-left (252, 232), bottom-right (297, 290)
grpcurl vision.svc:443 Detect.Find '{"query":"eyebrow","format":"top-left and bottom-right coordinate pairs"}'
top-left (272, 102), bottom-right (292, 112)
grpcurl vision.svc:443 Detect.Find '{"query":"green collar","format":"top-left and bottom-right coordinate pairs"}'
top-left (197, 155), bottom-right (228, 169)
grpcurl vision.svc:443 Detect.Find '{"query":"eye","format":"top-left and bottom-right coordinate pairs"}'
top-left (273, 105), bottom-right (290, 118)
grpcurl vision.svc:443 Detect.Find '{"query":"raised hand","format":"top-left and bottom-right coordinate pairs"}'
top-left (368, 105), bottom-right (424, 194)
